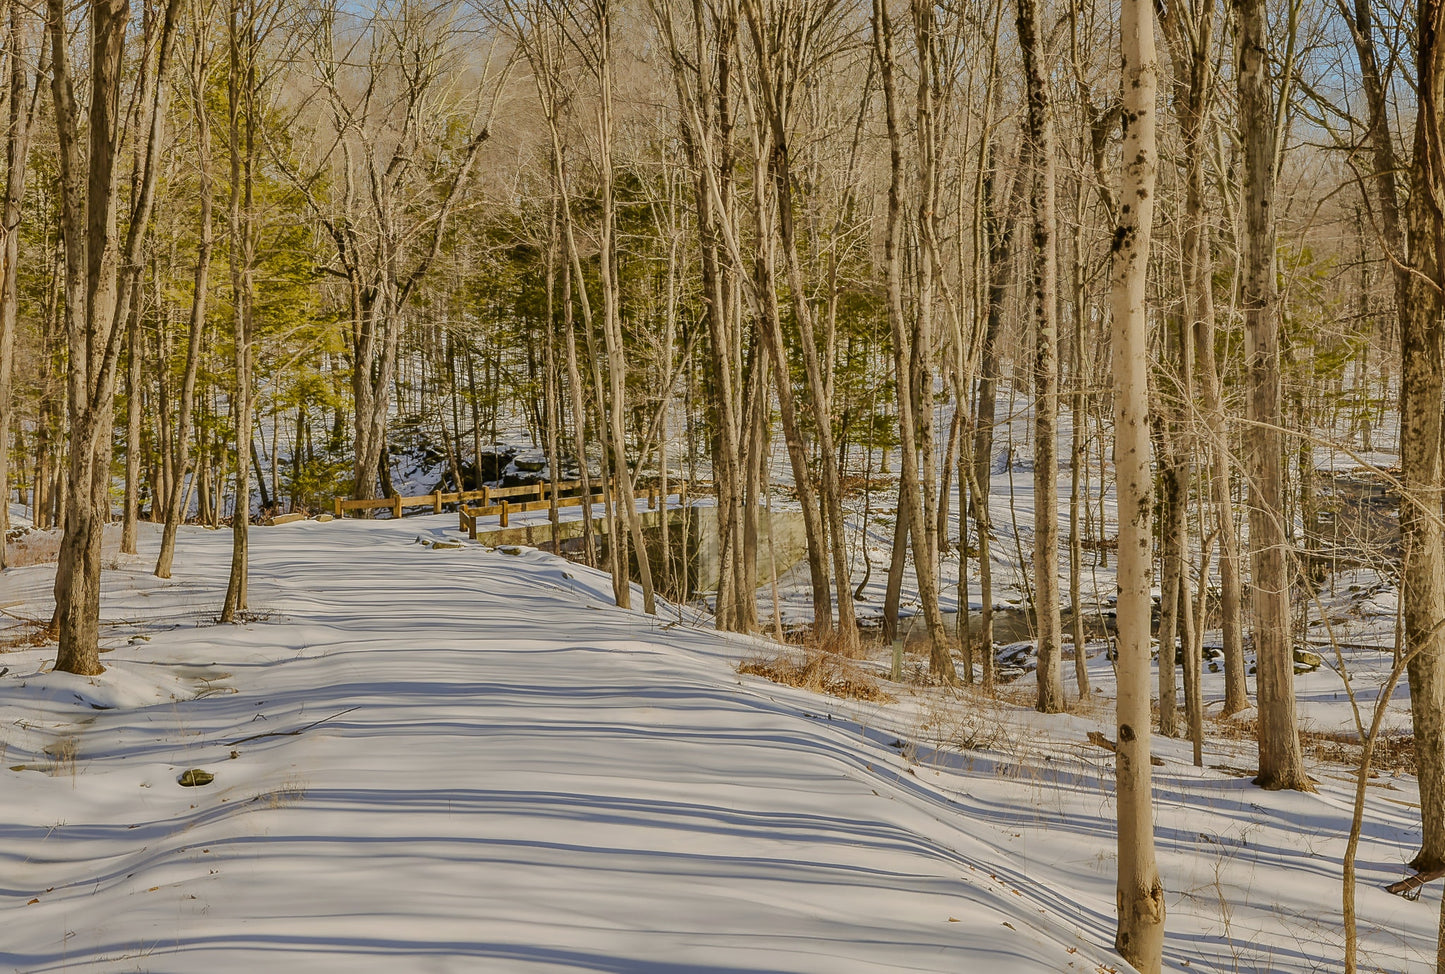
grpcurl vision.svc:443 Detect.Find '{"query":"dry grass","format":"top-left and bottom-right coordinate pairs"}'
top-left (1208, 713), bottom-right (1416, 776)
top-left (0, 617), bottom-right (52, 652)
top-left (43, 734), bottom-right (79, 781)
top-left (1302, 728), bottom-right (1415, 775)
top-left (4, 527), bottom-right (62, 568)
top-left (4, 522), bottom-right (131, 569)
top-left (262, 776), bottom-right (309, 809)
top-left (738, 648), bottom-right (894, 703)
top-left (916, 689), bottom-right (1018, 753)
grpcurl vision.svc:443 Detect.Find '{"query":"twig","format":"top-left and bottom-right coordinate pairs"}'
top-left (228, 707), bottom-right (358, 746)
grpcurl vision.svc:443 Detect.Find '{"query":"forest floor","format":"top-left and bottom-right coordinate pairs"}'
top-left (0, 508), bottom-right (1432, 973)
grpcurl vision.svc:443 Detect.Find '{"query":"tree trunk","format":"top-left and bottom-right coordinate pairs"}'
top-left (222, 0), bottom-right (255, 621)
top-left (594, 0), bottom-right (655, 615)
top-left (1237, 0), bottom-right (1311, 792)
top-left (0, 6), bottom-right (38, 572)
top-left (1016, 0), bottom-right (1064, 712)
top-left (1112, 0), bottom-right (1166, 965)
top-left (1400, 0), bottom-right (1445, 877)
top-left (156, 39), bottom-right (215, 578)
top-left (873, 0), bottom-right (954, 679)
top-left (51, 0), bottom-right (179, 674)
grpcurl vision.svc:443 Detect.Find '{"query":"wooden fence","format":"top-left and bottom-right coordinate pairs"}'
top-left (456, 479), bottom-right (702, 539)
top-left (334, 477), bottom-right (705, 535)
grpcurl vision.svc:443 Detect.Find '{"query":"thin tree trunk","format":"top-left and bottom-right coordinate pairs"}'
top-left (156, 34), bottom-right (215, 578)
top-left (873, 0), bottom-right (954, 679)
top-left (1016, 0), bottom-right (1063, 712)
top-left (1237, 0), bottom-right (1311, 792)
top-left (51, 0), bottom-right (180, 673)
top-left (222, 0), bottom-right (255, 621)
top-left (1400, 0), bottom-right (1445, 880)
top-left (1112, 0), bottom-right (1166, 964)
top-left (0, 8), bottom-right (39, 571)
top-left (594, 0), bottom-right (655, 614)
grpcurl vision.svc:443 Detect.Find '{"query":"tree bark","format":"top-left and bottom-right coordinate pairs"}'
top-left (1400, 0), bottom-right (1445, 876)
top-left (222, 0), bottom-right (254, 621)
top-left (1112, 0), bottom-right (1166, 965)
top-left (50, 0), bottom-right (179, 674)
top-left (1016, 0), bottom-right (1064, 712)
top-left (156, 31), bottom-right (216, 579)
top-left (873, 0), bottom-right (955, 680)
top-left (0, 5), bottom-right (39, 572)
top-left (1236, 0), bottom-right (1311, 792)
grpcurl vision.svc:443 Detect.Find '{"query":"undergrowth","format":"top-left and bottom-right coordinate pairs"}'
top-left (737, 648), bottom-right (893, 703)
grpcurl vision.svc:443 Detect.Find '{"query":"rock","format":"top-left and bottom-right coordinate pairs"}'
top-left (178, 769), bottom-right (214, 787)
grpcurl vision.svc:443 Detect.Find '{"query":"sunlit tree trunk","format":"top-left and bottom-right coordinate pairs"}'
top-left (873, 0), bottom-right (956, 681)
top-left (157, 24), bottom-right (215, 579)
top-left (1400, 0), bottom-right (1445, 884)
top-left (1016, 0), bottom-right (1064, 712)
top-left (0, 6), bottom-right (38, 572)
top-left (50, 0), bottom-right (179, 673)
top-left (1236, 0), bottom-right (1311, 792)
top-left (1111, 0), bottom-right (1165, 964)
top-left (221, 0), bottom-right (254, 621)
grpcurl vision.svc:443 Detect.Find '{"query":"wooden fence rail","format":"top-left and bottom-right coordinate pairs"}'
top-left (333, 477), bottom-right (714, 526)
top-left (334, 479), bottom-right (607, 520)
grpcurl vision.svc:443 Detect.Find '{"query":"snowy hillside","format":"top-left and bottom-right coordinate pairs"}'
top-left (0, 516), bottom-right (1433, 973)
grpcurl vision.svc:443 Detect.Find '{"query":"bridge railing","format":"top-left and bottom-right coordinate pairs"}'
top-left (333, 477), bottom-right (712, 532)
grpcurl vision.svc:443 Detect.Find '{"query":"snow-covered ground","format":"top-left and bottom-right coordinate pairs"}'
top-left (0, 514), bottom-right (1433, 973)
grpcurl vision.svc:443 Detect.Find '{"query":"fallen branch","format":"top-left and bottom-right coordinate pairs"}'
top-left (1385, 868), bottom-right (1445, 901)
top-left (228, 707), bottom-right (358, 746)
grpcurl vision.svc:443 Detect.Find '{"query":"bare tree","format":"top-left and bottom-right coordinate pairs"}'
top-left (1015, 0), bottom-right (1064, 712)
top-left (156, 0), bottom-right (217, 579)
top-left (0, 5), bottom-right (42, 573)
top-left (872, 0), bottom-right (957, 682)
top-left (288, 0), bottom-right (500, 504)
top-left (739, 0), bottom-right (858, 646)
top-left (48, 0), bottom-right (181, 674)
top-left (1337, 0), bottom-right (1445, 881)
top-left (1111, 0), bottom-right (1165, 964)
top-left (1396, 0), bottom-right (1445, 900)
top-left (1159, 0), bottom-right (1249, 717)
top-left (1236, 0), bottom-right (1311, 792)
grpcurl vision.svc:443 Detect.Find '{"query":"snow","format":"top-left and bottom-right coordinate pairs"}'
top-left (0, 513), bottom-right (1434, 973)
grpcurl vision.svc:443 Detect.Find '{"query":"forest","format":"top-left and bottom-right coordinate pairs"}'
top-left (0, 0), bottom-right (1439, 970)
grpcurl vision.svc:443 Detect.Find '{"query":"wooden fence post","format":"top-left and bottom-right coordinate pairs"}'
top-left (469, 511), bottom-right (478, 540)
top-left (433, 490), bottom-right (442, 514)
top-left (334, 496), bottom-right (342, 518)
top-left (500, 500), bottom-right (509, 527)
top-left (481, 485), bottom-right (491, 507)
top-left (393, 495), bottom-right (402, 519)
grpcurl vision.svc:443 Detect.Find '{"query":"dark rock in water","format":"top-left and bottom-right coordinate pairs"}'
top-left (995, 665), bottom-right (1028, 684)
top-left (1173, 644), bottom-right (1224, 665)
top-left (995, 641), bottom-right (1038, 671)
top-left (512, 450), bottom-right (547, 472)
top-left (473, 445), bottom-right (518, 484)
top-left (502, 469), bottom-right (547, 488)
top-left (178, 769), bottom-right (214, 787)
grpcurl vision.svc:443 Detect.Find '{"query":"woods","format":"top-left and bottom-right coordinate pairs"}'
top-left (0, 0), bottom-right (1439, 967)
